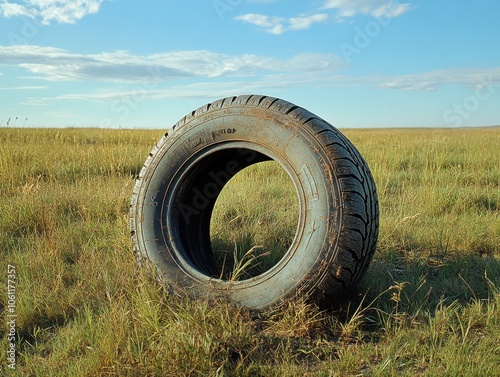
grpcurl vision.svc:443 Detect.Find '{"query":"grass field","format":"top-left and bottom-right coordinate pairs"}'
top-left (1, 127), bottom-right (499, 376)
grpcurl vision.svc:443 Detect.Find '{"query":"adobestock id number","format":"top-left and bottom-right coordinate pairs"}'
top-left (7, 265), bottom-right (17, 314)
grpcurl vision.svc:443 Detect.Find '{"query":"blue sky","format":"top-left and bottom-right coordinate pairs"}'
top-left (1, 0), bottom-right (499, 128)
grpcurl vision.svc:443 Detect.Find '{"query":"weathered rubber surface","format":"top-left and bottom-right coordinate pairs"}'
top-left (130, 95), bottom-right (379, 310)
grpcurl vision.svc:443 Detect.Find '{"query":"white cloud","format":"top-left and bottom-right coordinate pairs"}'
top-left (323, 0), bottom-right (413, 19)
top-left (4, 45), bottom-right (499, 109)
top-left (0, 2), bottom-right (36, 17)
top-left (314, 68), bottom-right (500, 92)
top-left (0, 85), bottom-right (47, 90)
top-left (235, 13), bottom-right (328, 34)
top-left (46, 71), bottom-right (351, 104)
top-left (379, 69), bottom-right (500, 91)
top-left (289, 14), bottom-right (329, 31)
top-left (34, 67), bottom-right (500, 108)
top-left (4, 45), bottom-right (499, 93)
top-left (235, 1), bottom-right (412, 34)
top-left (0, 45), bottom-right (345, 83)
top-left (0, 0), bottom-right (104, 24)
top-left (235, 14), bottom-right (285, 34)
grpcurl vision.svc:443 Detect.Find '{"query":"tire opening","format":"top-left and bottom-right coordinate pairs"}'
top-left (209, 161), bottom-right (300, 281)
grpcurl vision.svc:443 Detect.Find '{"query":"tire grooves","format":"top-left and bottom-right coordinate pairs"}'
top-left (343, 190), bottom-right (368, 204)
top-left (345, 212), bottom-right (369, 225)
top-left (266, 97), bottom-right (280, 109)
top-left (313, 109), bottom-right (379, 298)
top-left (284, 105), bottom-right (300, 115)
top-left (341, 245), bottom-right (361, 261)
top-left (304, 117), bottom-right (320, 125)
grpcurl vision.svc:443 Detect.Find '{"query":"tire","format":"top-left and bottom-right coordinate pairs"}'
top-left (130, 95), bottom-right (379, 310)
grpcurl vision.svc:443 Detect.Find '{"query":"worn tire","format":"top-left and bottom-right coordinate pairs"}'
top-left (130, 95), bottom-right (379, 310)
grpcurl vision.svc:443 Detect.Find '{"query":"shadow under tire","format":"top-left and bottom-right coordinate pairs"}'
top-left (130, 95), bottom-right (379, 310)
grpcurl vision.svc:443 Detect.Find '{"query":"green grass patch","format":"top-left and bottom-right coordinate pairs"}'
top-left (210, 161), bottom-right (299, 280)
top-left (1, 127), bottom-right (499, 376)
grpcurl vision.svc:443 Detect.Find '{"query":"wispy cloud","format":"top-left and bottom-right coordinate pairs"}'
top-left (235, 1), bottom-right (413, 34)
top-left (289, 14), bottom-right (329, 31)
top-left (0, 85), bottom-right (47, 90)
top-left (0, 45), bottom-right (344, 83)
top-left (32, 67), bottom-right (500, 106)
top-left (0, 2), bottom-right (36, 18)
top-left (379, 68), bottom-right (500, 91)
top-left (235, 13), bottom-right (328, 35)
top-left (0, 0), bottom-right (104, 24)
top-left (322, 0), bottom-right (413, 19)
top-left (3, 45), bottom-right (499, 106)
top-left (235, 14), bottom-right (285, 35)
top-left (41, 71), bottom-right (351, 104)
top-left (314, 68), bottom-right (500, 92)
